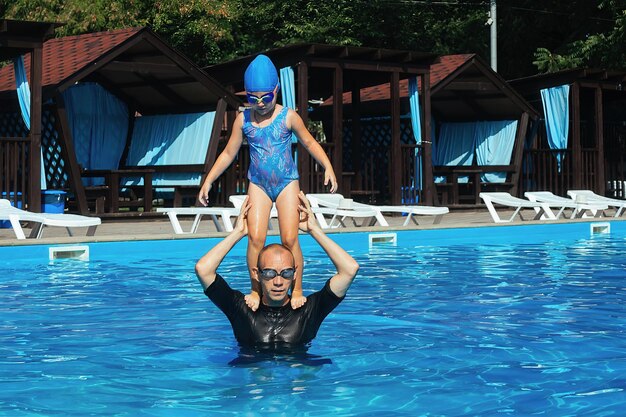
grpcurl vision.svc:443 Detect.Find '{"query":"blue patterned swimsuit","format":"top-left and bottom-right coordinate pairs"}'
top-left (243, 107), bottom-right (299, 201)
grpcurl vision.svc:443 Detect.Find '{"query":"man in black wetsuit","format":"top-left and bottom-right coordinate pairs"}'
top-left (195, 192), bottom-right (359, 347)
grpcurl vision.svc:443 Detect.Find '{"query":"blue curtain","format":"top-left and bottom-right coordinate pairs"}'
top-left (14, 56), bottom-right (30, 129)
top-left (408, 78), bottom-right (422, 190)
top-left (474, 120), bottom-right (518, 182)
top-left (62, 83), bottom-right (129, 186)
top-left (540, 85), bottom-right (570, 171)
top-left (432, 122), bottom-right (476, 183)
top-left (433, 121), bottom-right (518, 183)
top-left (280, 66), bottom-right (298, 147)
top-left (408, 78), bottom-right (422, 144)
top-left (125, 112), bottom-right (215, 186)
top-left (13, 56), bottom-right (47, 189)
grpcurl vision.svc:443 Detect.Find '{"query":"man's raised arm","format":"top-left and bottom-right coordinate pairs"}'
top-left (297, 192), bottom-right (359, 297)
top-left (195, 198), bottom-right (250, 290)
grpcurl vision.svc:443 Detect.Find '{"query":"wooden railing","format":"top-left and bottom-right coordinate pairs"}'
top-left (0, 137), bottom-right (30, 208)
top-left (520, 148), bottom-right (598, 197)
top-left (521, 149), bottom-right (572, 196)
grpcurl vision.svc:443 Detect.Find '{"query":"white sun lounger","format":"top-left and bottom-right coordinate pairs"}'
top-left (566, 190), bottom-right (626, 217)
top-left (479, 192), bottom-right (557, 223)
top-left (230, 194), bottom-right (378, 229)
top-left (0, 199), bottom-right (101, 239)
top-left (307, 193), bottom-right (448, 226)
top-left (305, 194), bottom-right (381, 229)
top-left (524, 191), bottom-right (607, 219)
top-left (156, 206), bottom-right (240, 234)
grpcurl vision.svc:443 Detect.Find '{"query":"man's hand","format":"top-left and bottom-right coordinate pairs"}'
top-left (195, 196), bottom-right (250, 291)
top-left (198, 182), bottom-right (212, 207)
top-left (234, 196), bottom-right (250, 236)
top-left (298, 191), bottom-right (320, 233)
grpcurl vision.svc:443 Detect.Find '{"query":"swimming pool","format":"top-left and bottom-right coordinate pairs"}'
top-left (2, 221), bottom-right (626, 416)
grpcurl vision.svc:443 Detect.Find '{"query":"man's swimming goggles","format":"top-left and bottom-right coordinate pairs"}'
top-left (246, 91), bottom-right (275, 105)
top-left (258, 267), bottom-right (296, 281)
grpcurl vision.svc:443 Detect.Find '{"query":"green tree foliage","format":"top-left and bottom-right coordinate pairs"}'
top-left (1, 0), bottom-right (237, 65)
top-left (230, 0), bottom-right (488, 59)
top-left (149, 1), bottom-right (238, 65)
top-left (2, 0), bottom-right (151, 35)
top-left (497, 0), bottom-right (624, 74)
top-left (1, 0), bottom-right (624, 76)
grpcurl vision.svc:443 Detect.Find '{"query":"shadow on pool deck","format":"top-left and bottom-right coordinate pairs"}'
top-left (1, 209), bottom-right (623, 246)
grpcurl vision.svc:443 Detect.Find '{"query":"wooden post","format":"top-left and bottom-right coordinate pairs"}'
top-left (351, 81), bottom-right (362, 195)
top-left (55, 94), bottom-right (89, 214)
top-left (297, 61), bottom-right (310, 192)
top-left (595, 86), bottom-right (605, 194)
top-left (205, 98), bottom-right (227, 172)
top-left (332, 63), bottom-right (344, 192)
top-left (390, 71), bottom-right (401, 205)
top-left (119, 106), bottom-right (137, 169)
top-left (421, 72), bottom-right (434, 205)
top-left (29, 46), bottom-right (43, 212)
top-left (571, 83), bottom-right (581, 189)
top-left (510, 112), bottom-right (529, 196)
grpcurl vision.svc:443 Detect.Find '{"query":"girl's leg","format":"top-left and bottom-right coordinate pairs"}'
top-left (275, 180), bottom-right (306, 309)
top-left (245, 183), bottom-right (273, 311)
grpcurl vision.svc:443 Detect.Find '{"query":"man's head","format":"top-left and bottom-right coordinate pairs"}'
top-left (244, 54), bottom-right (279, 115)
top-left (253, 243), bottom-right (296, 307)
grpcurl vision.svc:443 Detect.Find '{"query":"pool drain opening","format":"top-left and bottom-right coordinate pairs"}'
top-left (369, 233), bottom-right (397, 247)
top-left (49, 245), bottom-right (90, 261)
top-left (590, 222), bottom-right (610, 236)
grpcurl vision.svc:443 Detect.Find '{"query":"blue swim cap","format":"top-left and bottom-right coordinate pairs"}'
top-left (244, 54), bottom-right (279, 92)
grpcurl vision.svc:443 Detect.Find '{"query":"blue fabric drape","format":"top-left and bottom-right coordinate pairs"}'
top-left (408, 78), bottom-right (422, 144)
top-left (540, 85), bottom-right (570, 171)
top-left (14, 56), bottom-right (47, 189)
top-left (408, 78), bottom-right (422, 190)
top-left (432, 122), bottom-right (476, 183)
top-left (125, 112), bottom-right (215, 186)
top-left (279, 66), bottom-right (298, 146)
top-left (62, 83), bottom-right (129, 186)
top-left (14, 56), bottom-right (30, 129)
top-left (474, 120), bottom-right (518, 182)
top-left (433, 120), bottom-right (518, 183)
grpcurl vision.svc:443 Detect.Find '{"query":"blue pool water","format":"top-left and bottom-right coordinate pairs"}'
top-left (1, 222), bottom-right (626, 416)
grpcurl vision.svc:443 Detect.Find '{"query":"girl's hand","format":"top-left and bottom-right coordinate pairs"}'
top-left (198, 182), bottom-right (212, 206)
top-left (324, 169), bottom-right (338, 193)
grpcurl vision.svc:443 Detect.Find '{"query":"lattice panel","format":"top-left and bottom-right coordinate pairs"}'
top-left (0, 112), bottom-right (28, 137)
top-left (41, 111), bottom-right (70, 189)
top-left (342, 118), bottom-right (414, 202)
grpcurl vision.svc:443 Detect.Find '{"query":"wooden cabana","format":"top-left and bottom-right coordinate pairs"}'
top-left (320, 54), bottom-right (539, 207)
top-left (509, 69), bottom-right (626, 198)
top-left (0, 19), bottom-right (59, 212)
top-left (0, 27), bottom-right (240, 216)
top-left (204, 44), bottom-right (436, 206)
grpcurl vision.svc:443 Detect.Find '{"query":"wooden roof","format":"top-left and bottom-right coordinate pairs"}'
top-left (322, 54), bottom-right (538, 121)
top-left (0, 26), bottom-right (240, 114)
top-left (509, 68), bottom-right (626, 93)
top-left (205, 43), bottom-right (437, 101)
top-left (0, 19), bottom-right (60, 60)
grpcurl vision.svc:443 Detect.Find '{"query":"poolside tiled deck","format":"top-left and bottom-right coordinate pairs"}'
top-left (2, 208), bottom-right (622, 247)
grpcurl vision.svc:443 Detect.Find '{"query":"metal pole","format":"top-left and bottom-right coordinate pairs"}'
top-left (490, 0), bottom-right (497, 72)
